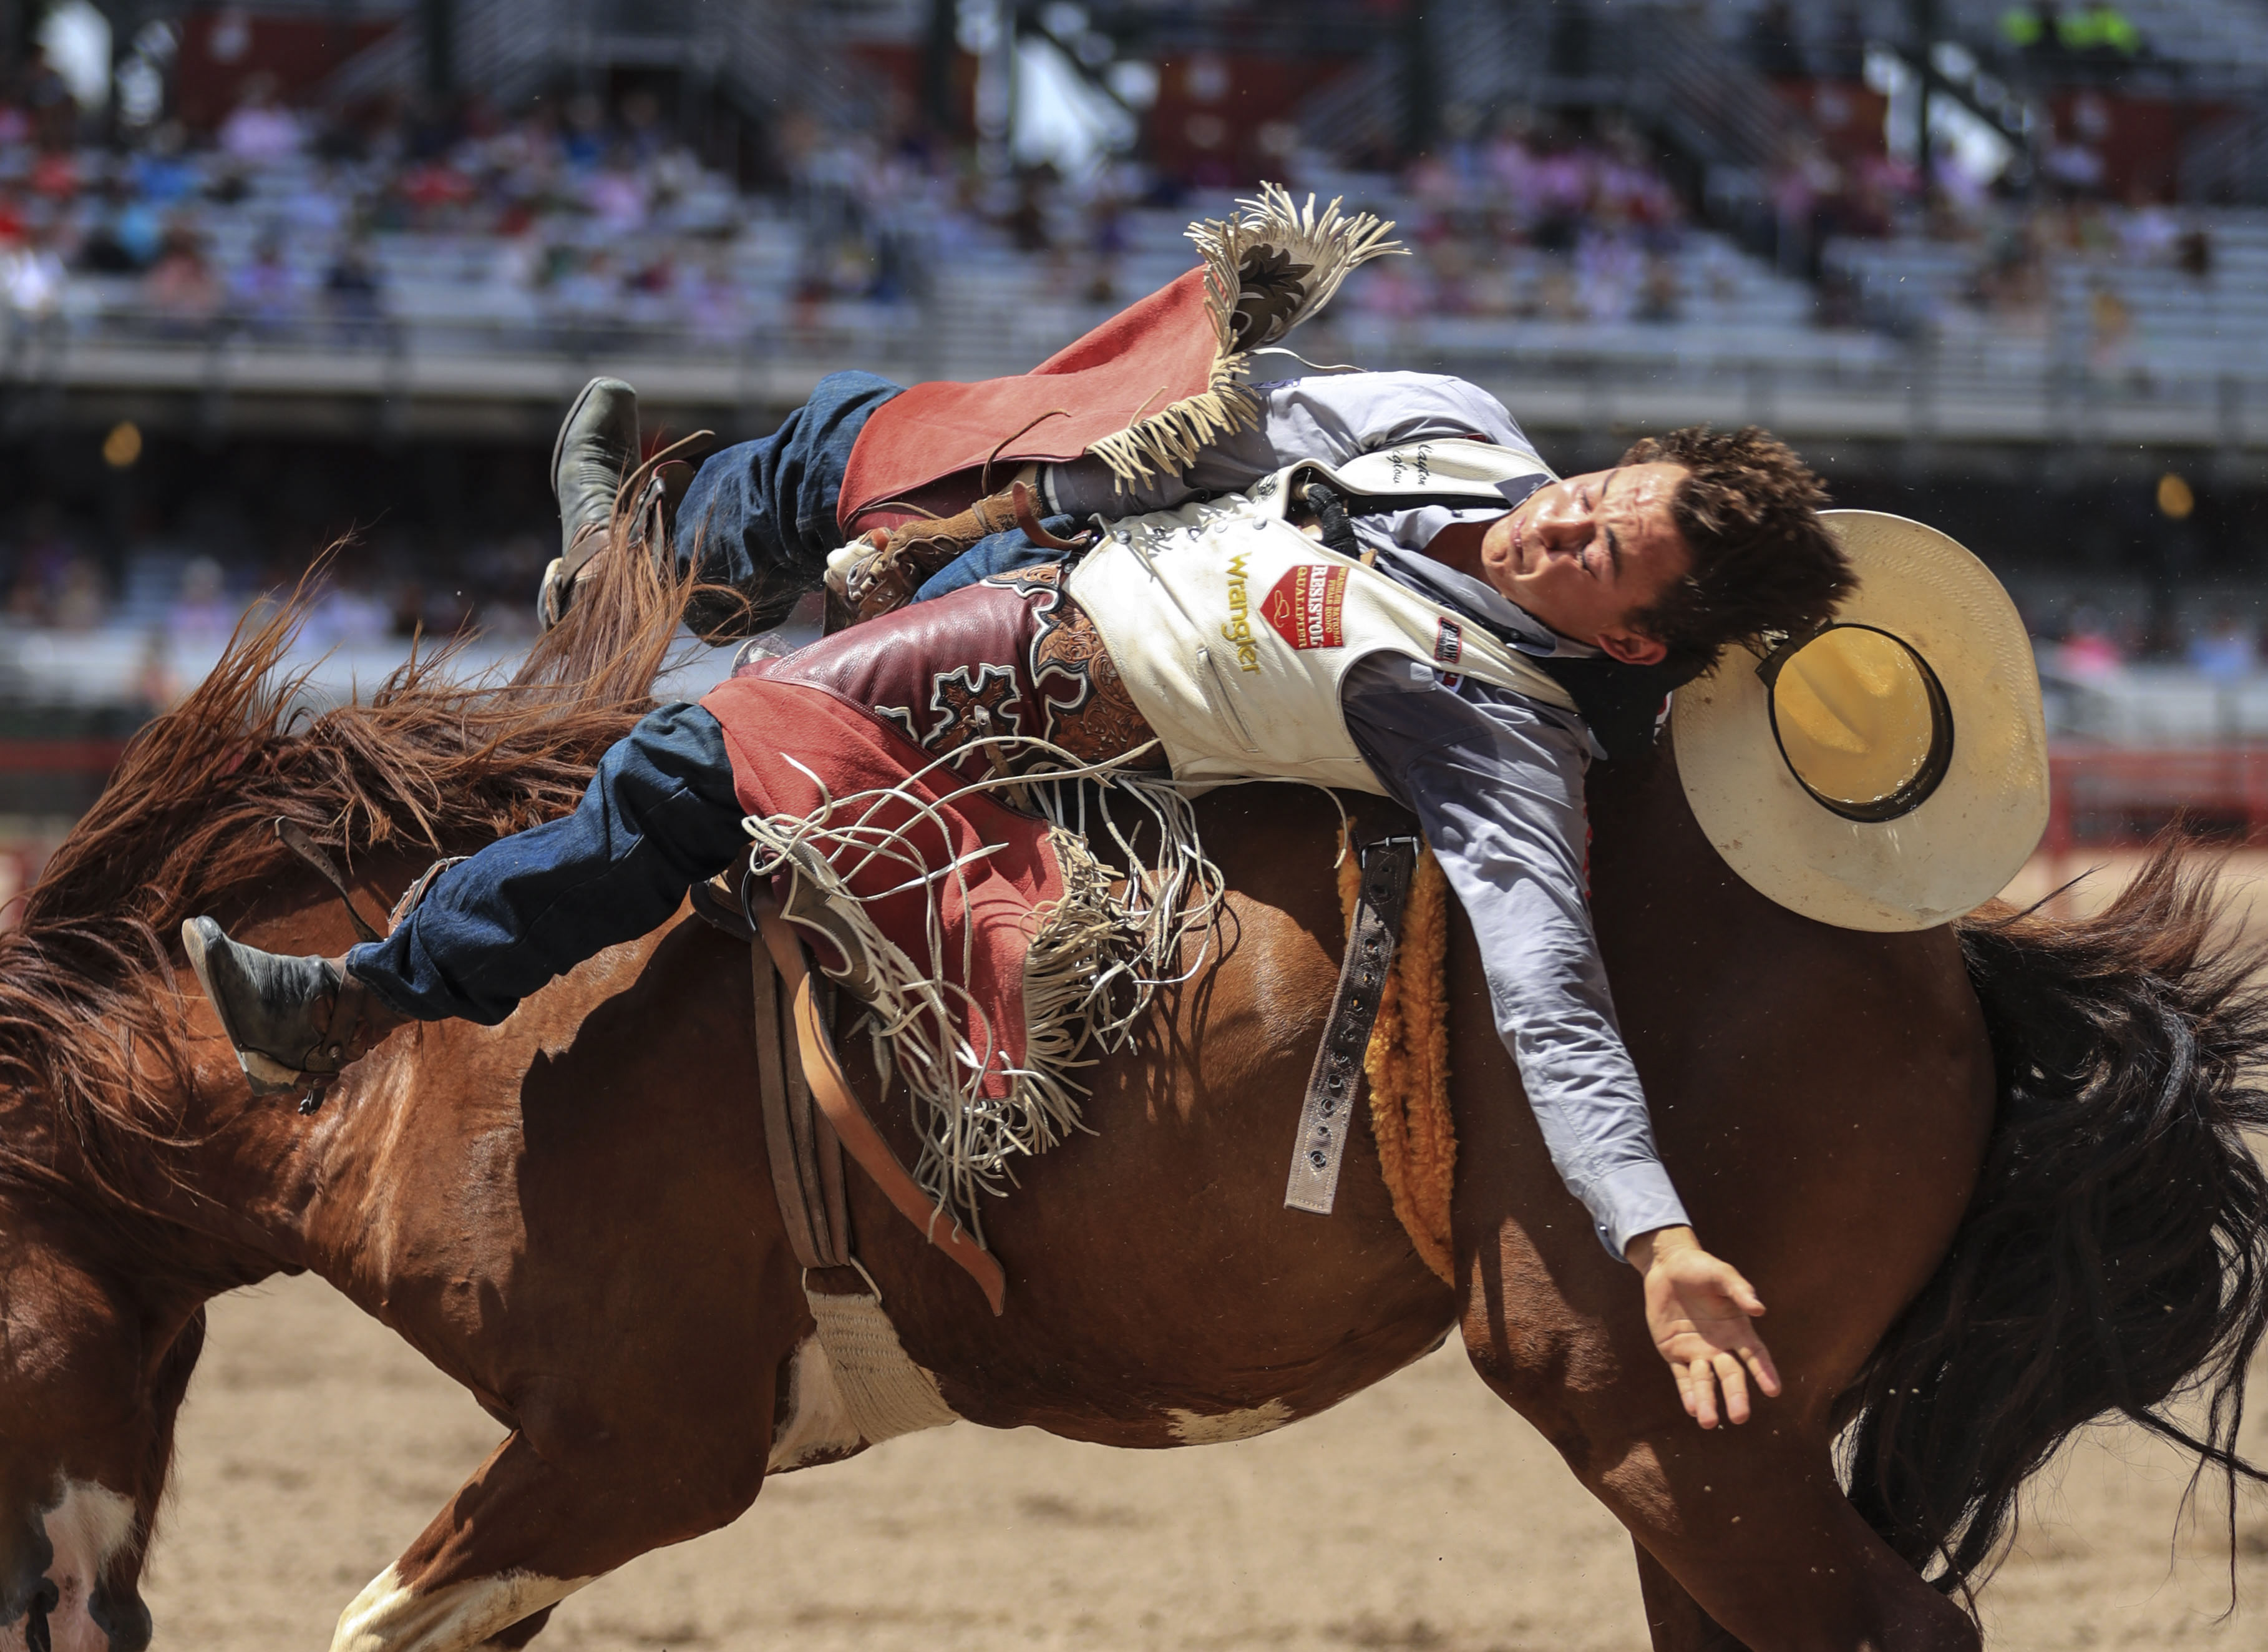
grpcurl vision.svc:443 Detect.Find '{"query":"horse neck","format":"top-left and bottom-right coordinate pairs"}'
top-left (24, 902), bottom-right (391, 1301)
top-left (93, 1017), bottom-right (338, 1298)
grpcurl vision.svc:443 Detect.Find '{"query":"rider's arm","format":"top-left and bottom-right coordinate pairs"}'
top-left (1341, 655), bottom-right (1780, 1427)
top-left (1337, 655), bottom-right (1686, 1259)
top-left (1044, 370), bottom-right (1532, 518)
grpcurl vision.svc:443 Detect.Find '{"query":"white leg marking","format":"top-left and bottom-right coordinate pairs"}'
top-left (330, 1565), bottom-right (593, 1652)
top-left (1166, 1399), bottom-right (1296, 1444)
top-left (32, 1480), bottom-right (136, 1652)
top-left (767, 1334), bottom-right (864, 1473)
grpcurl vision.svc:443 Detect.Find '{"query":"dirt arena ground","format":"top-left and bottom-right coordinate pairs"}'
top-left (135, 849), bottom-right (2268, 1650)
top-left (140, 1277), bottom-right (2266, 1651)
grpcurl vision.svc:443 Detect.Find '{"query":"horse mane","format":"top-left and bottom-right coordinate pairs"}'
top-left (0, 534), bottom-right (694, 1211)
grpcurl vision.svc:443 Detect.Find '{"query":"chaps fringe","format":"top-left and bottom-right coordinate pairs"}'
top-left (1086, 185), bottom-right (1404, 489)
top-left (741, 738), bottom-right (1225, 1239)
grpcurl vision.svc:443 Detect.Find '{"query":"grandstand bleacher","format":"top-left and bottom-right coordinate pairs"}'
top-left (0, 0), bottom-right (2254, 830)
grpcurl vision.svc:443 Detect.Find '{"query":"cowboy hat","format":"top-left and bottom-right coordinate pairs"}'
top-left (1670, 509), bottom-right (2048, 932)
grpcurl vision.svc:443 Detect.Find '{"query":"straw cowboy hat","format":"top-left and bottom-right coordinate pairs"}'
top-left (1671, 509), bottom-right (2049, 933)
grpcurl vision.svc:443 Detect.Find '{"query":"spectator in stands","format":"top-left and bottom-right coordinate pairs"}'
top-left (47, 555), bottom-right (105, 633)
top-left (2176, 222), bottom-right (2213, 280)
top-left (134, 627), bottom-right (182, 713)
top-left (1638, 253), bottom-right (1683, 324)
top-left (305, 573), bottom-right (392, 650)
top-left (166, 555), bottom-right (237, 646)
top-left (2086, 278), bottom-right (2133, 371)
top-left (79, 177), bottom-right (162, 273)
top-left (1355, 254), bottom-right (1429, 321)
top-left (0, 223), bottom-right (66, 319)
top-left (218, 75), bottom-right (302, 164)
top-left (145, 222), bottom-right (219, 332)
top-left (2058, 609), bottom-right (2125, 680)
top-left (230, 235), bottom-right (299, 334)
top-left (5, 505), bottom-right (78, 627)
top-left (127, 124), bottom-right (197, 208)
top-left (322, 237), bottom-right (383, 341)
top-left (1975, 223), bottom-right (2050, 330)
top-left (2189, 615), bottom-right (2257, 683)
top-left (585, 148), bottom-right (648, 235)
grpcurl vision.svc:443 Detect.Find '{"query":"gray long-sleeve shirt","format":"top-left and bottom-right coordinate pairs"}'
top-left (1048, 369), bottom-right (1689, 1257)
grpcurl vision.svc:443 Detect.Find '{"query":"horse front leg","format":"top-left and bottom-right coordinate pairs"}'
top-left (326, 1414), bottom-right (759, 1652)
top-left (328, 1434), bottom-right (587, 1650)
top-left (1448, 1064), bottom-right (1980, 1648)
top-left (1454, 1201), bottom-right (1982, 1652)
top-left (328, 1263), bottom-right (804, 1652)
top-left (1632, 1543), bottom-right (1744, 1651)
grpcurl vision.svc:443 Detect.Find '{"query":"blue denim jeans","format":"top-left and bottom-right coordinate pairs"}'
top-left (913, 519), bottom-right (1073, 602)
top-left (343, 373), bottom-right (1067, 1025)
top-left (673, 368), bottom-right (904, 632)
top-left (346, 701), bottom-right (747, 1024)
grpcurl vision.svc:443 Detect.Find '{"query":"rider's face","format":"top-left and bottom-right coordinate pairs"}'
top-left (1478, 462), bottom-right (1693, 665)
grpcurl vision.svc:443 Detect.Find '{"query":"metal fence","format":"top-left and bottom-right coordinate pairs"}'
top-left (8, 293), bottom-right (2268, 459)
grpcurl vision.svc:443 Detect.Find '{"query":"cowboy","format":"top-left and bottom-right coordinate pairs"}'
top-left (185, 357), bottom-right (1851, 1434)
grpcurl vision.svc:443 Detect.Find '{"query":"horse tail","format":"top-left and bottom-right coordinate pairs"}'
top-left (1844, 836), bottom-right (2268, 1604)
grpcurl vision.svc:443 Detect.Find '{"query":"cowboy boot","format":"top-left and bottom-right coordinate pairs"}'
top-left (537, 376), bottom-right (641, 632)
top-left (182, 917), bottom-right (412, 1098)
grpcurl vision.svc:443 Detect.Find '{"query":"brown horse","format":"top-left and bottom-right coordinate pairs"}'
top-left (1, 562), bottom-right (2264, 1652)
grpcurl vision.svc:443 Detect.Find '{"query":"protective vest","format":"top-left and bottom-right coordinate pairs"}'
top-left (1064, 437), bottom-right (1575, 793)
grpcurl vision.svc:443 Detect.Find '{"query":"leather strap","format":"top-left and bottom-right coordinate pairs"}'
top-left (755, 906), bottom-right (1008, 1316)
top-left (272, 819), bottom-right (386, 943)
top-left (1010, 479), bottom-right (1090, 552)
top-left (1283, 836), bottom-right (1419, 1216)
top-left (752, 936), bottom-right (851, 1270)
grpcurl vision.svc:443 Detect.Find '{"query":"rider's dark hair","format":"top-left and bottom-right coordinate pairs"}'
top-left (1618, 426), bottom-right (1852, 675)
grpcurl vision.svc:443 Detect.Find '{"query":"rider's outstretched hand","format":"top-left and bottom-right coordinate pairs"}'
top-left (1624, 1225), bottom-right (1781, 1429)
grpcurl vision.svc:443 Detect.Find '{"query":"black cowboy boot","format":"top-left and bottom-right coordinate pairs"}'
top-left (182, 917), bottom-right (411, 1100)
top-left (536, 376), bottom-right (640, 632)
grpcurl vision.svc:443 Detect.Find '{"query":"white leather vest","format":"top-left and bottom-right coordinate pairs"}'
top-left (1064, 438), bottom-right (1577, 793)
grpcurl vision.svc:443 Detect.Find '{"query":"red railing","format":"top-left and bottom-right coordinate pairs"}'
top-left (0, 737), bottom-right (132, 773)
top-left (2045, 747), bottom-right (2268, 851)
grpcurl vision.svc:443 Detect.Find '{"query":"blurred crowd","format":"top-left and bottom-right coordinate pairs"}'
top-left (0, 495), bottom-right (547, 639)
top-left (0, 44), bottom-right (1744, 346)
top-left (0, 67), bottom-right (974, 343)
top-left (0, 26), bottom-right (2251, 679)
top-left (1342, 114), bottom-right (1695, 326)
top-left (0, 492), bottom-right (553, 714)
top-left (2032, 602), bottom-right (2268, 683)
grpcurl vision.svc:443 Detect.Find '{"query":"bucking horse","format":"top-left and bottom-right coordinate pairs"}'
top-left (1, 549), bottom-right (2264, 1652)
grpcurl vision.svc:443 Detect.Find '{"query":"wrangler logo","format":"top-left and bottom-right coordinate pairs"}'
top-left (1264, 565), bottom-right (1348, 650)
top-left (1221, 552), bottom-right (1261, 672)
